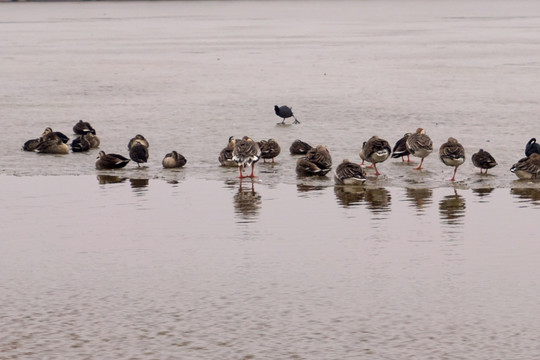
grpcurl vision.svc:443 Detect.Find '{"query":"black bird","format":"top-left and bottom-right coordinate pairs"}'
top-left (391, 133), bottom-right (411, 162)
top-left (274, 105), bottom-right (299, 124)
top-left (525, 138), bottom-right (540, 157)
top-left (471, 149), bottom-right (497, 174)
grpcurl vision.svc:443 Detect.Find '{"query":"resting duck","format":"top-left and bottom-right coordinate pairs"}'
top-left (296, 145), bottom-right (332, 176)
top-left (525, 138), bottom-right (540, 157)
top-left (406, 128), bottom-right (433, 170)
top-left (23, 138), bottom-right (41, 151)
top-left (232, 136), bottom-right (261, 178)
top-left (84, 133), bottom-right (100, 149)
top-left (258, 138), bottom-right (281, 163)
top-left (391, 133), bottom-right (412, 162)
top-left (73, 120), bottom-right (96, 135)
top-left (362, 136), bottom-right (391, 175)
top-left (439, 137), bottom-right (466, 181)
top-left (334, 159), bottom-right (366, 185)
top-left (35, 131), bottom-right (69, 154)
top-left (471, 149), bottom-right (497, 174)
top-left (42, 127), bottom-right (69, 144)
top-left (219, 136), bottom-right (237, 167)
top-left (274, 105), bottom-right (299, 124)
top-left (510, 153), bottom-right (540, 179)
top-left (162, 151), bottom-right (187, 168)
top-left (95, 151), bottom-right (130, 170)
top-left (289, 139), bottom-right (312, 155)
top-left (71, 135), bottom-right (91, 152)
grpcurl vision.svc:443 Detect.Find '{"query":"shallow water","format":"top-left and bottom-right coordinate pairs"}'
top-left (1, 1), bottom-right (540, 359)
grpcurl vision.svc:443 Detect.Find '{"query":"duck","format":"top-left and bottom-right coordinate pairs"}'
top-left (439, 137), bottom-right (466, 181)
top-left (23, 138), bottom-right (41, 151)
top-left (71, 135), bottom-right (91, 152)
top-left (73, 120), bottom-right (96, 135)
top-left (525, 138), bottom-right (540, 157)
top-left (274, 105), bottom-right (299, 124)
top-left (95, 151), bottom-right (130, 170)
top-left (471, 149), bottom-right (497, 174)
top-left (296, 145), bottom-right (332, 176)
top-left (362, 136), bottom-right (391, 176)
top-left (289, 139), bottom-right (312, 155)
top-left (232, 136), bottom-right (261, 178)
top-left (84, 133), bottom-right (100, 149)
top-left (219, 136), bottom-right (237, 167)
top-left (358, 141), bottom-right (368, 166)
top-left (35, 132), bottom-right (69, 154)
top-left (257, 138), bottom-right (281, 163)
top-left (128, 134), bottom-right (149, 149)
top-left (334, 159), bottom-right (366, 185)
top-left (406, 128), bottom-right (433, 170)
top-left (162, 151), bottom-right (187, 168)
top-left (129, 140), bottom-right (149, 168)
top-left (391, 133), bottom-right (412, 162)
top-left (42, 127), bottom-right (69, 144)
top-left (510, 153), bottom-right (540, 179)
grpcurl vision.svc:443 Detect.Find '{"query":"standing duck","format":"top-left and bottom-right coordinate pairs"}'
top-left (232, 136), bottom-right (261, 178)
top-left (274, 105), bottom-right (300, 124)
top-left (258, 138), bottom-right (281, 163)
top-left (406, 128), bottom-right (433, 170)
top-left (73, 120), bottom-right (96, 135)
top-left (95, 151), bottom-right (130, 170)
top-left (296, 145), bottom-right (332, 176)
top-left (510, 153), bottom-right (540, 179)
top-left (334, 159), bottom-right (367, 185)
top-left (471, 149), bottom-right (497, 174)
top-left (162, 151), bottom-right (187, 168)
top-left (439, 137), bottom-right (466, 181)
top-left (525, 138), bottom-right (540, 157)
top-left (219, 136), bottom-right (237, 167)
top-left (391, 133), bottom-right (412, 162)
top-left (362, 136), bottom-right (391, 176)
top-left (129, 141), bottom-right (149, 168)
top-left (289, 139), bottom-right (312, 155)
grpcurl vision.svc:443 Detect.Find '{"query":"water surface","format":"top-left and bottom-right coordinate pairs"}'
top-left (1, 1), bottom-right (540, 359)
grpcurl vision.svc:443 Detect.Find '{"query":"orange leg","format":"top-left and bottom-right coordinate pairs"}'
top-left (373, 163), bottom-right (381, 176)
top-left (450, 167), bottom-right (458, 181)
top-left (413, 158), bottom-right (424, 170)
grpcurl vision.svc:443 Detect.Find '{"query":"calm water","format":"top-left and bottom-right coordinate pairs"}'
top-left (1, 1), bottom-right (540, 359)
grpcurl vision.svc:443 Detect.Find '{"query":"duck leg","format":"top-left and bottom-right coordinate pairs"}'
top-left (450, 167), bottom-right (458, 181)
top-left (249, 163), bottom-right (257, 178)
top-left (373, 163), bottom-right (381, 176)
top-left (413, 158), bottom-right (425, 170)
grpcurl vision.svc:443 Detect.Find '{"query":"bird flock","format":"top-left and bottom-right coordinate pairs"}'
top-left (22, 107), bottom-right (540, 182)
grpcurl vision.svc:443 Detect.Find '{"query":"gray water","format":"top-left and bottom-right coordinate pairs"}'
top-left (1, 1), bottom-right (540, 359)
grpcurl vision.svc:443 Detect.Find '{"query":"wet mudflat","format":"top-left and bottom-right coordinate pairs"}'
top-left (1, 0), bottom-right (540, 359)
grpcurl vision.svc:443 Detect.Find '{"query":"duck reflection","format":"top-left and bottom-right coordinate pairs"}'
top-left (472, 187), bottom-right (494, 201)
top-left (96, 174), bottom-right (127, 184)
top-left (234, 180), bottom-right (261, 221)
top-left (130, 178), bottom-right (149, 193)
top-left (511, 187), bottom-right (540, 205)
top-left (405, 188), bottom-right (433, 214)
top-left (439, 189), bottom-right (466, 226)
top-left (364, 188), bottom-right (391, 214)
top-left (296, 183), bottom-right (326, 194)
top-left (334, 185), bottom-right (366, 207)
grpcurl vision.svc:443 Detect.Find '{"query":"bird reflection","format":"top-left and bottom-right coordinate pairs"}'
top-left (364, 188), bottom-right (391, 213)
top-left (439, 189), bottom-right (466, 225)
top-left (130, 178), bottom-right (149, 189)
top-left (334, 186), bottom-right (366, 207)
top-left (405, 188), bottom-right (433, 214)
top-left (296, 183), bottom-right (326, 193)
top-left (96, 174), bottom-right (127, 184)
top-left (472, 187), bottom-right (494, 199)
top-left (511, 187), bottom-right (540, 204)
top-left (234, 179), bottom-right (261, 221)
